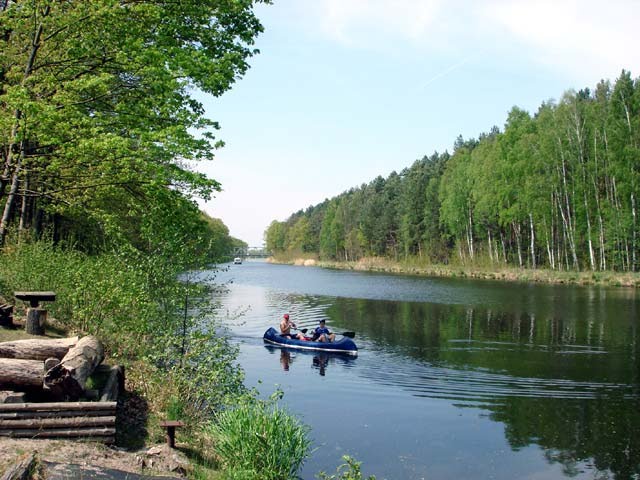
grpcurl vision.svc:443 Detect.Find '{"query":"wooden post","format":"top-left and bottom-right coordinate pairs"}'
top-left (25, 308), bottom-right (46, 335)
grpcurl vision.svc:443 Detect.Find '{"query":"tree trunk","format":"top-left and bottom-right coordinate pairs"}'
top-left (529, 213), bottom-right (536, 269)
top-left (0, 5), bottom-right (49, 246)
top-left (513, 221), bottom-right (523, 268)
top-left (0, 336), bottom-right (79, 361)
top-left (632, 193), bottom-right (637, 271)
top-left (0, 359), bottom-right (44, 389)
top-left (43, 336), bottom-right (104, 400)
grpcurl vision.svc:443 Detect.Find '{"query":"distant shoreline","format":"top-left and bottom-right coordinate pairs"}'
top-left (267, 256), bottom-right (640, 288)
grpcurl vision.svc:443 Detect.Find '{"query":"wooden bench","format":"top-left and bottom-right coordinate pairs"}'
top-left (14, 291), bottom-right (56, 308)
top-left (14, 291), bottom-right (56, 335)
top-left (159, 420), bottom-right (185, 448)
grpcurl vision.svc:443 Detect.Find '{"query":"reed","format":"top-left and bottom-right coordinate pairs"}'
top-left (205, 399), bottom-right (311, 480)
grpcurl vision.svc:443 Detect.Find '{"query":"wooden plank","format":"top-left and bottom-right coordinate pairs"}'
top-left (14, 292), bottom-right (56, 304)
top-left (0, 415), bottom-right (115, 429)
top-left (0, 401), bottom-right (116, 412)
top-left (0, 427), bottom-right (115, 438)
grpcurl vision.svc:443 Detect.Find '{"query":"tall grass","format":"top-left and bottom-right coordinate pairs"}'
top-left (204, 397), bottom-right (312, 480)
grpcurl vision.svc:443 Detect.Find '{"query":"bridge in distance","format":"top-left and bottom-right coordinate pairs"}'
top-left (231, 246), bottom-right (271, 259)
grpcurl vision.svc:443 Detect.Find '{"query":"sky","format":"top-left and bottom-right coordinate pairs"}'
top-left (195, 0), bottom-right (640, 247)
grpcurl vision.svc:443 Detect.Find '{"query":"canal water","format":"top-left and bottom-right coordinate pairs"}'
top-left (204, 260), bottom-right (640, 479)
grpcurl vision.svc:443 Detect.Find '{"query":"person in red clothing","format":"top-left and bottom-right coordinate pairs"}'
top-left (279, 313), bottom-right (305, 340)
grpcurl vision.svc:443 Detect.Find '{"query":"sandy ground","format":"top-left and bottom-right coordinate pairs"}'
top-left (0, 439), bottom-right (188, 478)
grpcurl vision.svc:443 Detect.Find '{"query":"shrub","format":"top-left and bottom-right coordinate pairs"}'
top-left (204, 396), bottom-right (311, 480)
top-left (317, 456), bottom-right (377, 480)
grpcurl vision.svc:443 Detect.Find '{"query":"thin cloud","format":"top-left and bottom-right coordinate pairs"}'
top-left (311, 0), bottom-right (640, 79)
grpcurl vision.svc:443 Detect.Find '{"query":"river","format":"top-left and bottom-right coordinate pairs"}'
top-left (203, 260), bottom-right (640, 479)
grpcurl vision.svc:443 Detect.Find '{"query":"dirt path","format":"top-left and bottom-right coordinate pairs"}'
top-left (0, 439), bottom-right (188, 478)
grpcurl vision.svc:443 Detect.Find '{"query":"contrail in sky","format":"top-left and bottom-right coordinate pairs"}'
top-left (420, 55), bottom-right (475, 89)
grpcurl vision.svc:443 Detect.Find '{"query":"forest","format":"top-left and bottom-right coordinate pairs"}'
top-left (0, 0), bottom-right (251, 261)
top-left (266, 71), bottom-right (640, 272)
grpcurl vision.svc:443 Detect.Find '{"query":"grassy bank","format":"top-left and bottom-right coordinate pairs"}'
top-left (270, 255), bottom-right (640, 288)
top-left (1, 241), bottom-right (376, 479)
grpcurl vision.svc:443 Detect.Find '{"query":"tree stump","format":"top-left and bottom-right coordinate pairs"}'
top-left (25, 308), bottom-right (46, 336)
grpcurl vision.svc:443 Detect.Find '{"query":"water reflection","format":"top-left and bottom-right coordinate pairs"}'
top-left (326, 296), bottom-right (640, 478)
top-left (265, 345), bottom-right (356, 377)
top-left (211, 262), bottom-right (640, 479)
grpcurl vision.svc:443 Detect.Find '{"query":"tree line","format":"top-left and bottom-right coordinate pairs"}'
top-left (1, 0), bottom-right (258, 261)
top-left (266, 70), bottom-right (640, 272)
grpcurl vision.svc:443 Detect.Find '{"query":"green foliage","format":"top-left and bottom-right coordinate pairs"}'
top-left (204, 394), bottom-right (312, 480)
top-left (317, 456), bottom-right (377, 480)
top-left (0, 0), bottom-right (266, 252)
top-left (265, 70), bottom-right (640, 272)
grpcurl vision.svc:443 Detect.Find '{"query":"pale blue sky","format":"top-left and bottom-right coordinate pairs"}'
top-left (196, 0), bottom-right (640, 246)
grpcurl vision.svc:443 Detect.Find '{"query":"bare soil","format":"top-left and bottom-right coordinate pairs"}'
top-left (0, 439), bottom-right (189, 478)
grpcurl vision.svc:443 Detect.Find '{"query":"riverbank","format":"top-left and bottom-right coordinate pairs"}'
top-left (268, 256), bottom-right (640, 288)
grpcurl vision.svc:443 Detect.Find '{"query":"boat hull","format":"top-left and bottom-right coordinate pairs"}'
top-left (263, 327), bottom-right (358, 356)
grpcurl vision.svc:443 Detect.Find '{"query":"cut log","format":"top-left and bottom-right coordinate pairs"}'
top-left (0, 452), bottom-right (38, 480)
top-left (0, 415), bottom-right (115, 429)
top-left (0, 391), bottom-right (25, 404)
top-left (43, 336), bottom-right (104, 400)
top-left (0, 401), bottom-right (116, 412)
top-left (44, 358), bottom-right (59, 371)
top-left (0, 359), bottom-right (44, 389)
top-left (0, 426), bottom-right (115, 438)
top-left (0, 410), bottom-right (115, 420)
top-left (0, 336), bottom-right (78, 361)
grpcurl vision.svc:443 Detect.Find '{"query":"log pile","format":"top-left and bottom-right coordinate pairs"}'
top-left (0, 335), bottom-right (122, 443)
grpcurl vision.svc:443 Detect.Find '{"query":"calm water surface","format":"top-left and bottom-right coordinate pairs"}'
top-left (203, 260), bottom-right (640, 480)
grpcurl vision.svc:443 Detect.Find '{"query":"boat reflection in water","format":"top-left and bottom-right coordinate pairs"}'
top-left (265, 345), bottom-right (356, 376)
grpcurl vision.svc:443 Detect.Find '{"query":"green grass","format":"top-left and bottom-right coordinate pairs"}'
top-left (204, 400), bottom-right (312, 480)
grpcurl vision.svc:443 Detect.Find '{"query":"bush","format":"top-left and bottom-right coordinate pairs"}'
top-left (204, 396), bottom-right (312, 480)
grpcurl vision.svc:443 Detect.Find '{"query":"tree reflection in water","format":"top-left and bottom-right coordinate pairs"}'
top-left (327, 295), bottom-right (640, 479)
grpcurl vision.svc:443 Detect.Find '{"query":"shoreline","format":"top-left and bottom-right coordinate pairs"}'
top-left (267, 256), bottom-right (640, 288)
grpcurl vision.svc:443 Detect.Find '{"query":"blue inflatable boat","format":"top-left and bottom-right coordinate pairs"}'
top-left (263, 327), bottom-right (358, 356)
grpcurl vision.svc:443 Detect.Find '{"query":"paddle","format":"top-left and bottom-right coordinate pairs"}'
top-left (295, 327), bottom-right (355, 339)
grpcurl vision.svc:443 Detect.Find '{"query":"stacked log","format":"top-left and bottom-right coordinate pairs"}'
top-left (0, 335), bottom-right (121, 443)
top-left (0, 336), bottom-right (78, 361)
top-left (0, 401), bottom-right (116, 443)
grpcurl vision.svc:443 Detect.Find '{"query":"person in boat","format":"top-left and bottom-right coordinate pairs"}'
top-left (280, 313), bottom-right (305, 340)
top-left (312, 319), bottom-right (335, 343)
